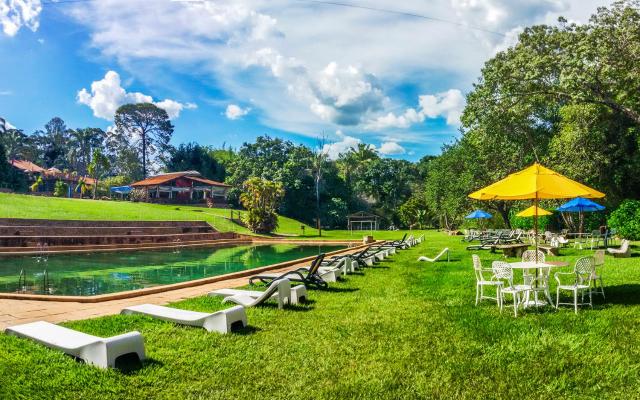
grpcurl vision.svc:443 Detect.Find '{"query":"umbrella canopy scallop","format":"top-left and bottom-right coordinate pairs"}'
top-left (469, 163), bottom-right (605, 201)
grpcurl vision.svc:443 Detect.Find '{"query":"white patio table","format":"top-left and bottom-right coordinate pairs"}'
top-left (509, 261), bottom-right (569, 307)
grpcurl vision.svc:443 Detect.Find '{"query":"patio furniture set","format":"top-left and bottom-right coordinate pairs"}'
top-left (473, 249), bottom-right (607, 316)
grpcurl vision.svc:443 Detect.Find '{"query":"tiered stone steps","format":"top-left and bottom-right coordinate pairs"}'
top-left (0, 219), bottom-right (241, 253)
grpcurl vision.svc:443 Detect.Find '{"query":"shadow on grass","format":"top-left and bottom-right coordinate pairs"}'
top-left (598, 284), bottom-right (640, 306)
top-left (114, 355), bottom-right (162, 374)
top-left (316, 287), bottom-right (360, 293)
top-left (233, 325), bottom-right (262, 335)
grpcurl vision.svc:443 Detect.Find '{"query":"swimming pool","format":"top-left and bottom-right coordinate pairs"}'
top-left (0, 244), bottom-right (344, 296)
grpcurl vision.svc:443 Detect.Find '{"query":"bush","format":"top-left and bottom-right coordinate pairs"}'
top-left (608, 200), bottom-right (640, 240)
top-left (53, 180), bottom-right (68, 197)
top-left (240, 177), bottom-right (284, 234)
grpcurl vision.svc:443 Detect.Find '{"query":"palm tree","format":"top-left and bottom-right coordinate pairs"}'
top-left (75, 179), bottom-right (90, 199)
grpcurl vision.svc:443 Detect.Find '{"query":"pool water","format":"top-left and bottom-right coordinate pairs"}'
top-left (0, 244), bottom-right (343, 296)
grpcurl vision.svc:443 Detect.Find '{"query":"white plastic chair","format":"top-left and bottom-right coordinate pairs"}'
top-left (492, 261), bottom-right (523, 317)
top-left (591, 250), bottom-right (605, 299)
top-left (555, 256), bottom-right (595, 314)
top-left (521, 250), bottom-right (545, 286)
top-left (472, 255), bottom-right (502, 306)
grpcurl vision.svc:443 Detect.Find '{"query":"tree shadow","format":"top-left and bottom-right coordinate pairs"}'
top-left (316, 287), bottom-right (359, 293)
top-left (597, 284), bottom-right (640, 306)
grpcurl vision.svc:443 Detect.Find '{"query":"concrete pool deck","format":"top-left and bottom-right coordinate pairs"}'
top-left (0, 243), bottom-right (372, 330)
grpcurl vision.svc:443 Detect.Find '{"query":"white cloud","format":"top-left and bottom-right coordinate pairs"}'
top-left (225, 104), bottom-right (250, 120)
top-left (0, 90), bottom-right (12, 95)
top-left (62, 0), bottom-right (616, 141)
top-left (322, 132), bottom-right (362, 160)
top-left (1, 118), bottom-right (16, 130)
top-left (367, 89), bottom-right (465, 129)
top-left (77, 70), bottom-right (195, 120)
top-left (378, 141), bottom-right (406, 155)
top-left (0, 0), bottom-right (42, 37)
top-left (419, 89), bottom-right (466, 126)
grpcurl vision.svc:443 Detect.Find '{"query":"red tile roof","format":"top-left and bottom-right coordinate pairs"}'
top-left (10, 159), bottom-right (45, 173)
top-left (131, 172), bottom-right (230, 188)
top-left (188, 176), bottom-right (231, 187)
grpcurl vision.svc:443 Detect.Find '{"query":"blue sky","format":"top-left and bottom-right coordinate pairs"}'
top-left (0, 0), bottom-right (613, 161)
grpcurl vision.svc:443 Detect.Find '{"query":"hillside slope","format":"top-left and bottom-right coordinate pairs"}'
top-left (0, 193), bottom-right (314, 236)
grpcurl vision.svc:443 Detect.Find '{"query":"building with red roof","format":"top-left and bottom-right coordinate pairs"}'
top-left (130, 170), bottom-right (230, 205)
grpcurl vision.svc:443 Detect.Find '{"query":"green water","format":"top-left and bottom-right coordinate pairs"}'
top-left (0, 244), bottom-right (343, 296)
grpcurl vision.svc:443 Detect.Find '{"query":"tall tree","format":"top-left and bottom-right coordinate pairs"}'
top-left (68, 128), bottom-right (105, 175)
top-left (87, 148), bottom-right (111, 199)
top-left (114, 103), bottom-right (174, 178)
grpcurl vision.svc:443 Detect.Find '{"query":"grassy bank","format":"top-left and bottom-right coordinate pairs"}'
top-left (1, 231), bottom-right (638, 399)
top-left (0, 193), bottom-right (427, 240)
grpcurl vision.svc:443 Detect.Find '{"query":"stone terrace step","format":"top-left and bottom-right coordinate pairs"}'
top-left (0, 226), bottom-right (214, 236)
top-left (0, 218), bottom-right (211, 228)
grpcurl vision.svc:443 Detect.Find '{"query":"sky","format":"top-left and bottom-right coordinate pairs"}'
top-left (0, 0), bottom-right (615, 161)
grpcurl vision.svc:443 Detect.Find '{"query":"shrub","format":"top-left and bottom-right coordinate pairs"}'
top-left (53, 180), bottom-right (68, 197)
top-left (608, 200), bottom-right (640, 240)
top-left (240, 177), bottom-right (284, 234)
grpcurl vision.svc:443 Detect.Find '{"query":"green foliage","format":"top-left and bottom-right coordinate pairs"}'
top-left (608, 199), bottom-right (640, 240)
top-left (113, 103), bottom-right (174, 178)
top-left (29, 175), bottom-right (43, 193)
top-left (87, 148), bottom-right (110, 199)
top-left (321, 197), bottom-right (349, 228)
top-left (240, 177), bottom-right (285, 234)
top-left (398, 194), bottom-right (431, 229)
top-left (75, 179), bottom-right (90, 198)
top-left (165, 142), bottom-right (227, 182)
top-left (53, 180), bottom-right (68, 197)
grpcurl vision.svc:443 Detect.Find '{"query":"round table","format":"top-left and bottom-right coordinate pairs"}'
top-left (508, 261), bottom-right (569, 306)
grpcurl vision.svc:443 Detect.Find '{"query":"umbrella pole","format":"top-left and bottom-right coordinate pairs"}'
top-left (534, 195), bottom-right (539, 263)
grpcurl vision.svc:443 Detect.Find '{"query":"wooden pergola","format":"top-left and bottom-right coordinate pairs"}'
top-left (347, 211), bottom-right (380, 232)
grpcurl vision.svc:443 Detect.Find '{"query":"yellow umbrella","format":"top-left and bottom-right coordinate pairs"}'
top-left (469, 163), bottom-right (605, 200)
top-left (516, 206), bottom-right (552, 217)
top-left (468, 163), bottom-right (605, 260)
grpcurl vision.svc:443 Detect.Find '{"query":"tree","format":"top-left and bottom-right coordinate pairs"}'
top-left (240, 177), bottom-right (285, 234)
top-left (311, 139), bottom-right (329, 236)
top-left (75, 179), bottom-right (90, 199)
top-left (87, 148), bottom-right (111, 199)
top-left (68, 128), bottom-right (105, 175)
top-left (53, 180), bottom-right (68, 197)
top-left (165, 143), bottom-right (225, 181)
top-left (114, 103), bottom-right (174, 178)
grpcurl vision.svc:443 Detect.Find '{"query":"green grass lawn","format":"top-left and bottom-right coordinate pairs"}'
top-left (0, 193), bottom-right (427, 240)
top-left (1, 231), bottom-right (639, 399)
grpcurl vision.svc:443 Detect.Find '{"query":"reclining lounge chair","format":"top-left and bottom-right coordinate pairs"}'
top-left (5, 321), bottom-right (145, 369)
top-left (210, 278), bottom-right (307, 306)
top-left (249, 256), bottom-right (330, 289)
top-left (221, 279), bottom-right (292, 309)
top-left (121, 304), bottom-right (247, 333)
top-left (417, 248), bottom-right (450, 263)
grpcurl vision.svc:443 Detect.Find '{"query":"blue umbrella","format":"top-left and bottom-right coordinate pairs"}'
top-left (556, 197), bottom-right (605, 212)
top-left (465, 210), bottom-right (492, 219)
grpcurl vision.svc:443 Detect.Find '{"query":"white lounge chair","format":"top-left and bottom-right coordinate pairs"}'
top-left (221, 279), bottom-right (292, 309)
top-left (417, 248), bottom-right (449, 263)
top-left (607, 239), bottom-right (630, 258)
top-left (210, 282), bottom-right (307, 305)
top-left (121, 304), bottom-right (247, 334)
top-left (5, 321), bottom-right (145, 369)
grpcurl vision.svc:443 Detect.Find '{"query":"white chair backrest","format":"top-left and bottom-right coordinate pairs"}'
top-left (492, 261), bottom-right (514, 288)
top-left (621, 240), bottom-right (630, 252)
top-left (574, 256), bottom-right (595, 285)
top-left (472, 254), bottom-right (485, 281)
top-left (260, 279), bottom-right (291, 307)
top-left (594, 250), bottom-right (605, 266)
top-left (522, 250), bottom-right (545, 263)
